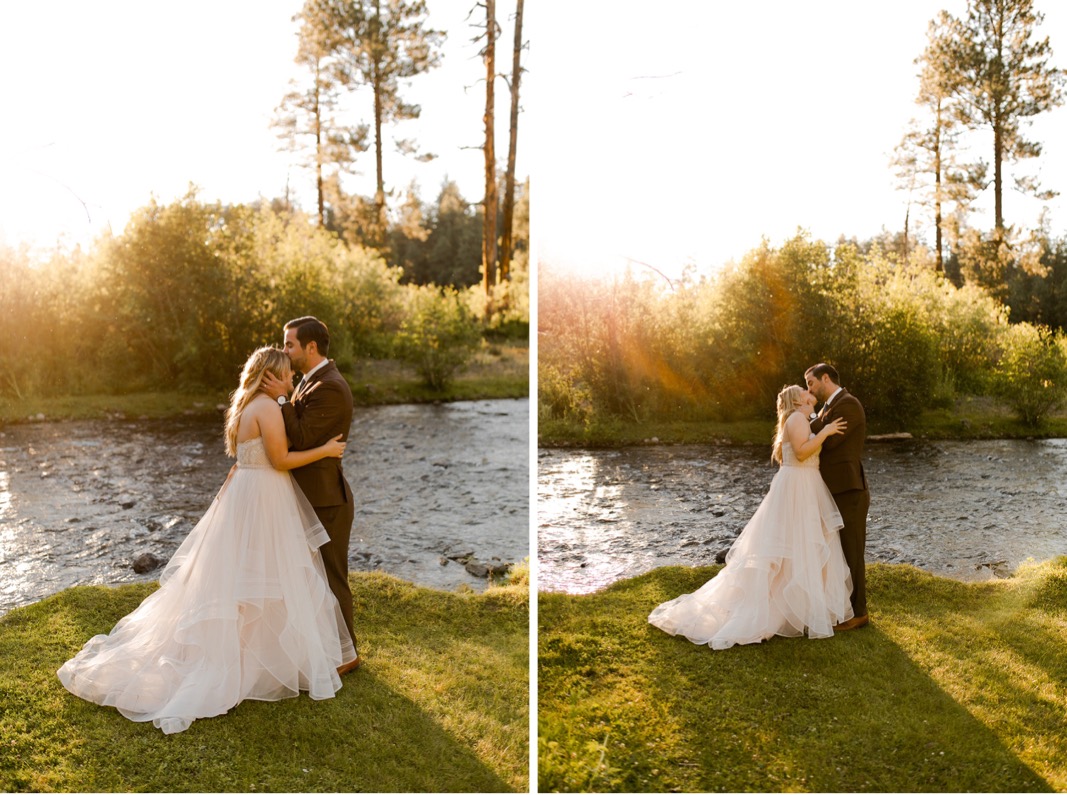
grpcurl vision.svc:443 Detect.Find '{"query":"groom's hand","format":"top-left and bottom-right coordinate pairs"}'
top-left (261, 370), bottom-right (291, 400)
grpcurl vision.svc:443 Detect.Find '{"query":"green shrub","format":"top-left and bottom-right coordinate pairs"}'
top-left (393, 286), bottom-right (482, 390)
top-left (538, 362), bottom-right (592, 422)
top-left (990, 322), bottom-right (1067, 426)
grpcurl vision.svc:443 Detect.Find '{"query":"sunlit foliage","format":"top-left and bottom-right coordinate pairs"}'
top-left (0, 190), bottom-right (523, 400)
top-left (990, 321), bottom-right (1067, 425)
top-left (394, 285), bottom-right (482, 390)
top-left (538, 232), bottom-right (1061, 428)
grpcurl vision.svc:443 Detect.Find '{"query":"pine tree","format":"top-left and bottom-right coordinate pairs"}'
top-left (947, 0), bottom-right (1065, 231)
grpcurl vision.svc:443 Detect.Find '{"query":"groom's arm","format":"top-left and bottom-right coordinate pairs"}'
top-left (282, 381), bottom-right (345, 451)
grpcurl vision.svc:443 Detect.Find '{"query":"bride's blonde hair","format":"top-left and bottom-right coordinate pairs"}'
top-left (771, 384), bottom-right (806, 464)
top-left (224, 347), bottom-right (292, 457)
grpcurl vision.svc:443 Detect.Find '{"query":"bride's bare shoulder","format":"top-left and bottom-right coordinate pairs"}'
top-left (240, 394), bottom-right (279, 419)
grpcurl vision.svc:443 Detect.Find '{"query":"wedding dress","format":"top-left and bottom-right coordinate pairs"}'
top-left (648, 438), bottom-right (853, 649)
top-left (58, 437), bottom-right (356, 734)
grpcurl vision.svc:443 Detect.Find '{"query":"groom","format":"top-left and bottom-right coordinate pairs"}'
top-left (805, 363), bottom-right (870, 630)
top-left (263, 316), bottom-right (361, 673)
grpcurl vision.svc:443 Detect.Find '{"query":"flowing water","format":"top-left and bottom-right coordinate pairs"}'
top-left (538, 438), bottom-right (1067, 594)
top-left (0, 399), bottom-right (529, 615)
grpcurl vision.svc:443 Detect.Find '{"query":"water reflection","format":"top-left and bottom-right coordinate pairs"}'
top-left (0, 470), bottom-right (10, 518)
top-left (538, 439), bottom-right (1067, 593)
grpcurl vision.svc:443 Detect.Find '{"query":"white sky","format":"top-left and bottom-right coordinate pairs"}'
top-left (0, 0), bottom-right (521, 254)
top-left (529, 0), bottom-right (1067, 280)
top-left (5, 1), bottom-right (1067, 277)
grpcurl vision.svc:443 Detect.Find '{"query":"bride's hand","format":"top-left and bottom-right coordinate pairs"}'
top-left (323, 433), bottom-right (346, 458)
top-left (261, 370), bottom-right (291, 400)
top-left (825, 417), bottom-right (847, 436)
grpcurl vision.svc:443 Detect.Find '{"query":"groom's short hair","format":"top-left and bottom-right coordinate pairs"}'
top-left (285, 316), bottom-right (330, 356)
top-left (805, 362), bottom-right (840, 384)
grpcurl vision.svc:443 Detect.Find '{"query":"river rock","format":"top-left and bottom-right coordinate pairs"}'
top-left (132, 552), bottom-right (164, 573)
top-left (465, 560), bottom-right (489, 578)
top-left (488, 561), bottom-right (512, 577)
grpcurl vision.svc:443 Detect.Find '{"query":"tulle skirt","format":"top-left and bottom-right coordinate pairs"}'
top-left (57, 461), bottom-right (356, 734)
top-left (648, 464), bottom-right (853, 650)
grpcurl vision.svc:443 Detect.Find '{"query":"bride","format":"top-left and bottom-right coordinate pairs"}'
top-left (648, 384), bottom-right (854, 649)
top-left (58, 347), bottom-right (358, 734)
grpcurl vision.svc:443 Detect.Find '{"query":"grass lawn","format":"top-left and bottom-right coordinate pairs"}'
top-left (0, 571), bottom-right (529, 793)
top-left (538, 558), bottom-right (1067, 793)
top-left (349, 342), bottom-right (529, 406)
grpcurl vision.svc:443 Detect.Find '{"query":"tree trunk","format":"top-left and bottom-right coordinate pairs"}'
top-left (933, 101), bottom-right (943, 273)
top-left (372, 0), bottom-right (386, 224)
top-left (903, 204), bottom-right (910, 264)
top-left (499, 0), bottom-right (524, 287)
top-left (993, 111), bottom-right (1004, 231)
top-left (314, 60), bottom-right (325, 226)
top-left (482, 0), bottom-right (498, 311)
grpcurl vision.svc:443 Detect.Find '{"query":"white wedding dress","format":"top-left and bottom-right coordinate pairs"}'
top-left (648, 438), bottom-right (853, 649)
top-left (58, 437), bottom-right (357, 734)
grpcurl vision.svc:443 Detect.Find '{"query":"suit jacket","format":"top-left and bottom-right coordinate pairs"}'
top-left (809, 388), bottom-right (868, 495)
top-left (281, 360), bottom-right (354, 508)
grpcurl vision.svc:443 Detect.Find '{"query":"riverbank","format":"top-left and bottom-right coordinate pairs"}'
top-left (0, 344), bottom-right (529, 424)
top-left (538, 559), bottom-right (1067, 792)
top-left (538, 396), bottom-right (1067, 448)
top-left (1, 569), bottom-right (529, 793)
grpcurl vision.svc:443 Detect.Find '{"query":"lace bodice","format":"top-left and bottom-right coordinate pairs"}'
top-left (782, 438), bottom-right (820, 469)
top-left (237, 437), bottom-right (272, 468)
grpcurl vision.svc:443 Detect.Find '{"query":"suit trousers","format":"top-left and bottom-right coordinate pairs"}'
top-left (833, 488), bottom-right (870, 618)
top-left (315, 500), bottom-right (357, 652)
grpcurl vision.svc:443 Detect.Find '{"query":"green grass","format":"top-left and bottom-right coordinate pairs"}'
top-left (907, 395), bottom-right (1067, 440)
top-left (349, 343), bottom-right (529, 406)
top-left (538, 396), bottom-right (1067, 448)
top-left (0, 344), bottom-right (529, 424)
top-left (538, 558), bottom-right (1067, 792)
top-left (0, 572), bottom-right (529, 793)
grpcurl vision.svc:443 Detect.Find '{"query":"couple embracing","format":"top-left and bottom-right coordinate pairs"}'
top-left (649, 363), bottom-right (871, 649)
top-left (58, 317), bottom-right (362, 734)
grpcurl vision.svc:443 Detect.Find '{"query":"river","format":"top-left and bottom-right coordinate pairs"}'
top-left (0, 399), bottom-right (529, 615)
top-left (537, 438), bottom-right (1067, 593)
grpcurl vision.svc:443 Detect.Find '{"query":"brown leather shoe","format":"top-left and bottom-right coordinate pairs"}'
top-left (337, 657), bottom-right (362, 675)
top-left (834, 614), bottom-right (869, 631)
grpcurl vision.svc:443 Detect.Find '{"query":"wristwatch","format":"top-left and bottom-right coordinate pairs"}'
top-left (277, 395), bottom-right (288, 406)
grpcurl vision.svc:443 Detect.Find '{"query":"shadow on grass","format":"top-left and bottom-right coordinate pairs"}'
top-left (1, 577), bottom-right (526, 793)
top-left (538, 563), bottom-right (1063, 792)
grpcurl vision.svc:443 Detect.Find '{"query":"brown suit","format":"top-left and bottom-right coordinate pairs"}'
top-left (810, 388), bottom-right (870, 617)
top-left (281, 360), bottom-right (357, 649)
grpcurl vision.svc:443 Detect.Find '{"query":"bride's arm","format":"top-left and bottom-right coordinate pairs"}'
top-left (786, 412), bottom-right (845, 462)
top-left (258, 401), bottom-right (345, 471)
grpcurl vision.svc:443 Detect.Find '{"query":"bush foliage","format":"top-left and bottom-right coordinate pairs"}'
top-left (394, 286), bottom-right (483, 390)
top-left (539, 233), bottom-right (1067, 428)
top-left (0, 192), bottom-right (528, 398)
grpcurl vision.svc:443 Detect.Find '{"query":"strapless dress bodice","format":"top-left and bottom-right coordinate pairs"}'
top-left (237, 437), bottom-right (272, 468)
top-left (782, 440), bottom-right (820, 469)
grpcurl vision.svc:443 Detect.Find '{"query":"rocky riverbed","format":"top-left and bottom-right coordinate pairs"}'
top-left (538, 438), bottom-right (1067, 594)
top-left (0, 399), bottom-right (529, 615)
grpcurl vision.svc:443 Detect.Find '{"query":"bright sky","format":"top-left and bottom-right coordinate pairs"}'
top-left (530, 0), bottom-right (1067, 280)
top-left (0, 1), bottom-right (520, 254)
